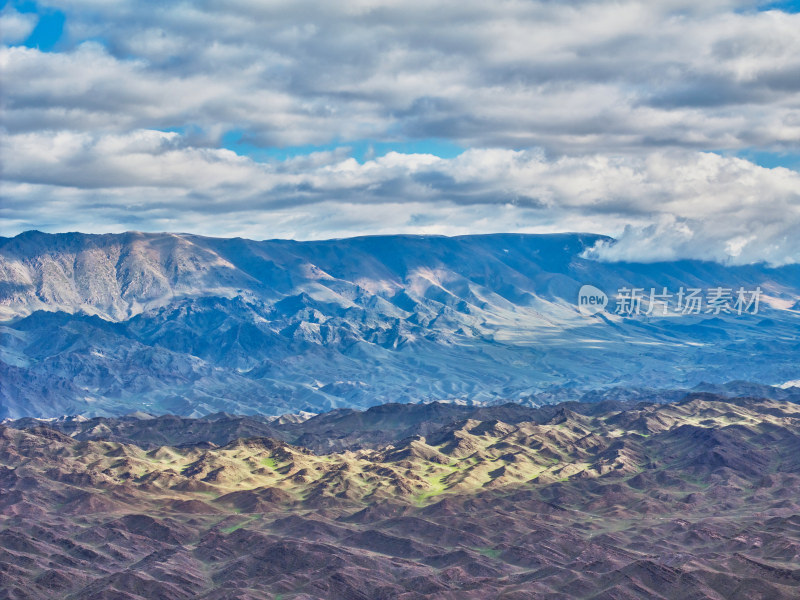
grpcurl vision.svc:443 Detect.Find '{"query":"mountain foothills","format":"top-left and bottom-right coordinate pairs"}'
top-left (2, 396), bottom-right (800, 599)
top-left (1, 231), bottom-right (799, 418)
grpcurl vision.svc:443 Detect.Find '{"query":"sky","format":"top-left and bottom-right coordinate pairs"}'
top-left (1, 0), bottom-right (799, 265)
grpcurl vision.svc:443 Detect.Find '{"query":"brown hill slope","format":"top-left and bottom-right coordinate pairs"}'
top-left (2, 397), bottom-right (800, 598)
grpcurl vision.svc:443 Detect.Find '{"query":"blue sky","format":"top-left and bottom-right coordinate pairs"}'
top-left (759, 1), bottom-right (800, 11)
top-left (16, 3), bottom-right (63, 51)
top-left (1, 0), bottom-right (799, 265)
top-left (220, 131), bottom-right (465, 164)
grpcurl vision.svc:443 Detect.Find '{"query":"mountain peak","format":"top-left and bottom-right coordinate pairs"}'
top-left (1, 231), bottom-right (798, 418)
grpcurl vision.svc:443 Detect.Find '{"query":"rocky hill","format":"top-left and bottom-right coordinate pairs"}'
top-left (1, 231), bottom-right (799, 417)
top-left (1, 396), bottom-right (800, 598)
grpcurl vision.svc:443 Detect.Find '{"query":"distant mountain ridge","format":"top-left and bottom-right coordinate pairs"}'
top-left (9, 387), bottom-right (800, 454)
top-left (0, 230), bottom-right (608, 321)
top-left (1, 231), bottom-right (798, 418)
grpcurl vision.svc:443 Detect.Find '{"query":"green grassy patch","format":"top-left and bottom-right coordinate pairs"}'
top-left (221, 515), bottom-right (260, 533)
top-left (413, 469), bottom-right (452, 504)
top-left (260, 457), bottom-right (278, 469)
top-left (475, 547), bottom-right (502, 559)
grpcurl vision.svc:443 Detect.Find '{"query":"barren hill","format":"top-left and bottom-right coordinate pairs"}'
top-left (2, 397), bottom-right (800, 598)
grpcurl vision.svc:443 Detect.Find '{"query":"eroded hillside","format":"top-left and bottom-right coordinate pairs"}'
top-left (2, 397), bottom-right (800, 598)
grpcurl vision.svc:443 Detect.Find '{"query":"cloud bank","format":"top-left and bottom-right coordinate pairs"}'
top-left (1, 0), bottom-right (799, 264)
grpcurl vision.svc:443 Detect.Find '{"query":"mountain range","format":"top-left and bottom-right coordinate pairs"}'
top-left (2, 395), bottom-right (800, 599)
top-left (1, 231), bottom-right (799, 418)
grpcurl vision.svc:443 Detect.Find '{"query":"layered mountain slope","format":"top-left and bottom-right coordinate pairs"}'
top-left (2, 397), bottom-right (800, 599)
top-left (0, 231), bottom-right (610, 321)
top-left (1, 231), bottom-right (798, 417)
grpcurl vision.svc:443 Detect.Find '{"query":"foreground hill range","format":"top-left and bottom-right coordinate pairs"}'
top-left (2, 396), bottom-right (800, 599)
top-left (2, 231), bottom-right (799, 418)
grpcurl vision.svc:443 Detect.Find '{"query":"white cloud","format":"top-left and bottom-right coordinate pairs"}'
top-left (3, 2), bottom-right (800, 151)
top-left (1, 1), bottom-right (799, 263)
top-left (0, 8), bottom-right (37, 45)
top-left (2, 128), bottom-right (798, 264)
